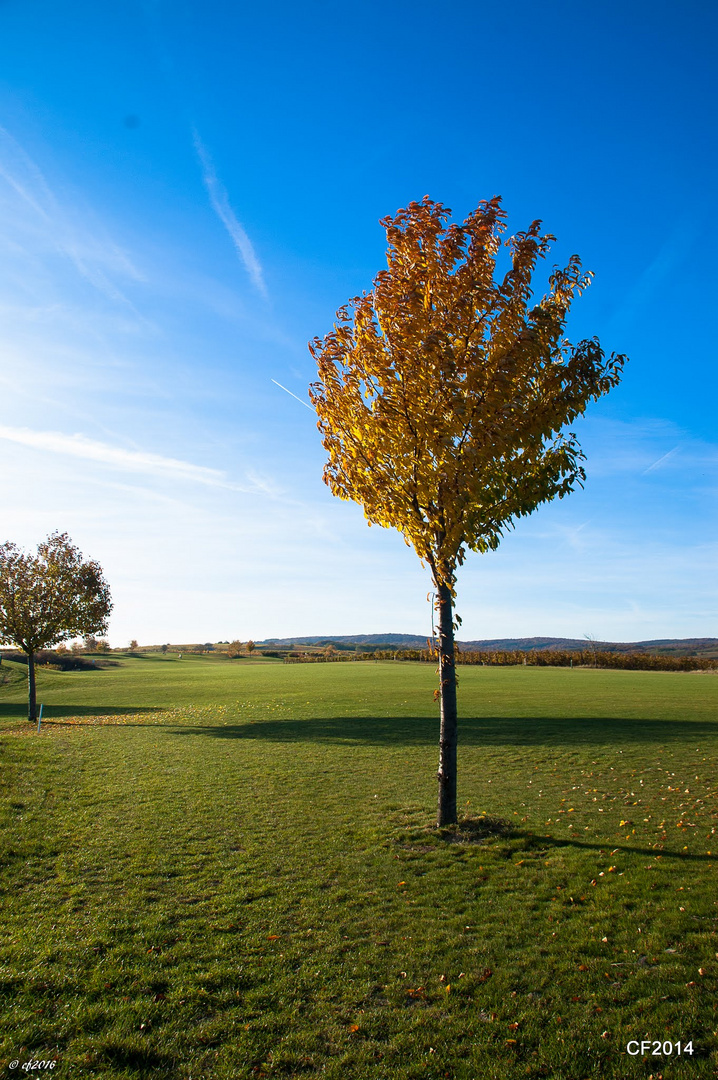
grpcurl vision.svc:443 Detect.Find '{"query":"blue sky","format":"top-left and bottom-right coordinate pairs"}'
top-left (0, 0), bottom-right (716, 645)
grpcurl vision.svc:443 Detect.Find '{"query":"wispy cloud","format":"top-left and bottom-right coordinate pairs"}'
top-left (606, 220), bottom-right (696, 334)
top-left (191, 128), bottom-right (267, 298)
top-left (0, 126), bottom-right (145, 308)
top-left (0, 424), bottom-right (259, 491)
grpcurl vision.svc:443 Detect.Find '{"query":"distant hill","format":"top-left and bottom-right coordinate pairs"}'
top-left (259, 634), bottom-right (718, 658)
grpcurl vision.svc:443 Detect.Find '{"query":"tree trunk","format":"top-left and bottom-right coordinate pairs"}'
top-left (27, 651), bottom-right (37, 723)
top-left (435, 578), bottom-right (458, 826)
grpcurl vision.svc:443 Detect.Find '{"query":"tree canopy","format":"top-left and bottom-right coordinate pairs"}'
top-left (0, 531), bottom-right (113, 720)
top-left (309, 196), bottom-right (625, 589)
top-left (309, 196), bottom-right (626, 824)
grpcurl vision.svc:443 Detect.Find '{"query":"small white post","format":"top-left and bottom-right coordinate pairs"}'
top-left (37, 703), bottom-right (43, 733)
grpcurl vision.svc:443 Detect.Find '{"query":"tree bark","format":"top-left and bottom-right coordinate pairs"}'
top-left (435, 578), bottom-right (458, 826)
top-left (27, 651), bottom-right (37, 723)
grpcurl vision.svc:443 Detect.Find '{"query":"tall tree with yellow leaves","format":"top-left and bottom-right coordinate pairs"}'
top-left (309, 197), bottom-right (626, 826)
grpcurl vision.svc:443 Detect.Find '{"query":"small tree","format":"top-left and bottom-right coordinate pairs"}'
top-left (129, 639), bottom-right (139, 652)
top-left (83, 635), bottom-right (98, 653)
top-left (309, 197), bottom-right (626, 826)
top-left (96, 640), bottom-right (110, 654)
top-left (584, 633), bottom-right (599, 668)
top-left (227, 640), bottom-right (243, 658)
top-left (0, 532), bottom-right (112, 722)
top-left (161, 643), bottom-right (168, 655)
top-left (246, 640), bottom-right (255, 656)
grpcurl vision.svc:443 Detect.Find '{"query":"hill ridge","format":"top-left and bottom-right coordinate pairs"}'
top-left (259, 634), bottom-right (718, 657)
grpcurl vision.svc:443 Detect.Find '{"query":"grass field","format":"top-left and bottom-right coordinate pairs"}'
top-left (1, 654), bottom-right (717, 1079)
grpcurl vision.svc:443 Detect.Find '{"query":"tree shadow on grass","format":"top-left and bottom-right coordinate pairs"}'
top-left (168, 714), bottom-right (718, 747)
top-left (0, 703), bottom-right (163, 720)
top-left (397, 816), bottom-right (713, 864)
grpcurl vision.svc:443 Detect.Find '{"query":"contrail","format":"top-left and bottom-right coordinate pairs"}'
top-left (271, 379), bottom-right (315, 411)
top-left (642, 445), bottom-right (680, 474)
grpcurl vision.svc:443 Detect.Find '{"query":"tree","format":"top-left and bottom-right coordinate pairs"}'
top-left (0, 532), bottom-right (113, 722)
top-left (84, 635), bottom-right (98, 653)
top-left (246, 640), bottom-right (256, 656)
top-left (584, 633), bottom-right (599, 667)
top-left (227, 640), bottom-right (243, 658)
top-left (161, 643), bottom-right (169, 655)
top-left (129, 639), bottom-right (139, 652)
top-left (309, 197), bottom-right (626, 826)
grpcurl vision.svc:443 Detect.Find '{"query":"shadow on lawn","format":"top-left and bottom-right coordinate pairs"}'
top-left (0, 703), bottom-right (163, 720)
top-left (402, 818), bottom-right (713, 864)
top-left (168, 714), bottom-right (718, 747)
top-left (504, 828), bottom-right (714, 863)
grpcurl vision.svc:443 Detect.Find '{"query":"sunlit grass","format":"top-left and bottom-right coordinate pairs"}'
top-left (1, 657), bottom-right (716, 1077)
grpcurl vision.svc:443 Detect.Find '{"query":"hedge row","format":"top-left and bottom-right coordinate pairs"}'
top-left (284, 648), bottom-right (717, 672)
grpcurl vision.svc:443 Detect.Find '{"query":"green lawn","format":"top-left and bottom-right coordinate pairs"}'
top-left (1, 655), bottom-right (717, 1078)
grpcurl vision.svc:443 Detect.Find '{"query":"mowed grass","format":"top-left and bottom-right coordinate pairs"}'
top-left (1, 655), bottom-right (717, 1079)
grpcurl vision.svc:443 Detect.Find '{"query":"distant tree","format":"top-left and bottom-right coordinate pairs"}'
top-left (83, 635), bottom-right (98, 653)
top-left (309, 196), bottom-right (626, 825)
top-left (129, 639), bottom-right (139, 652)
top-left (96, 640), bottom-right (110, 654)
top-left (0, 532), bottom-right (112, 722)
top-left (227, 640), bottom-right (243, 658)
top-left (584, 633), bottom-right (599, 668)
top-left (161, 643), bottom-right (168, 655)
top-left (246, 640), bottom-right (256, 656)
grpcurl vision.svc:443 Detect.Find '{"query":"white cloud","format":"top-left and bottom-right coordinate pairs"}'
top-left (192, 127), bottom-right (267, 298)
top-left (0, 424), bottom-right (255, 491)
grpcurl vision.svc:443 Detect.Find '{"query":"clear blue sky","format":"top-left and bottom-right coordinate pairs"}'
top-left (0, 0), bottom-right (715, 645)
